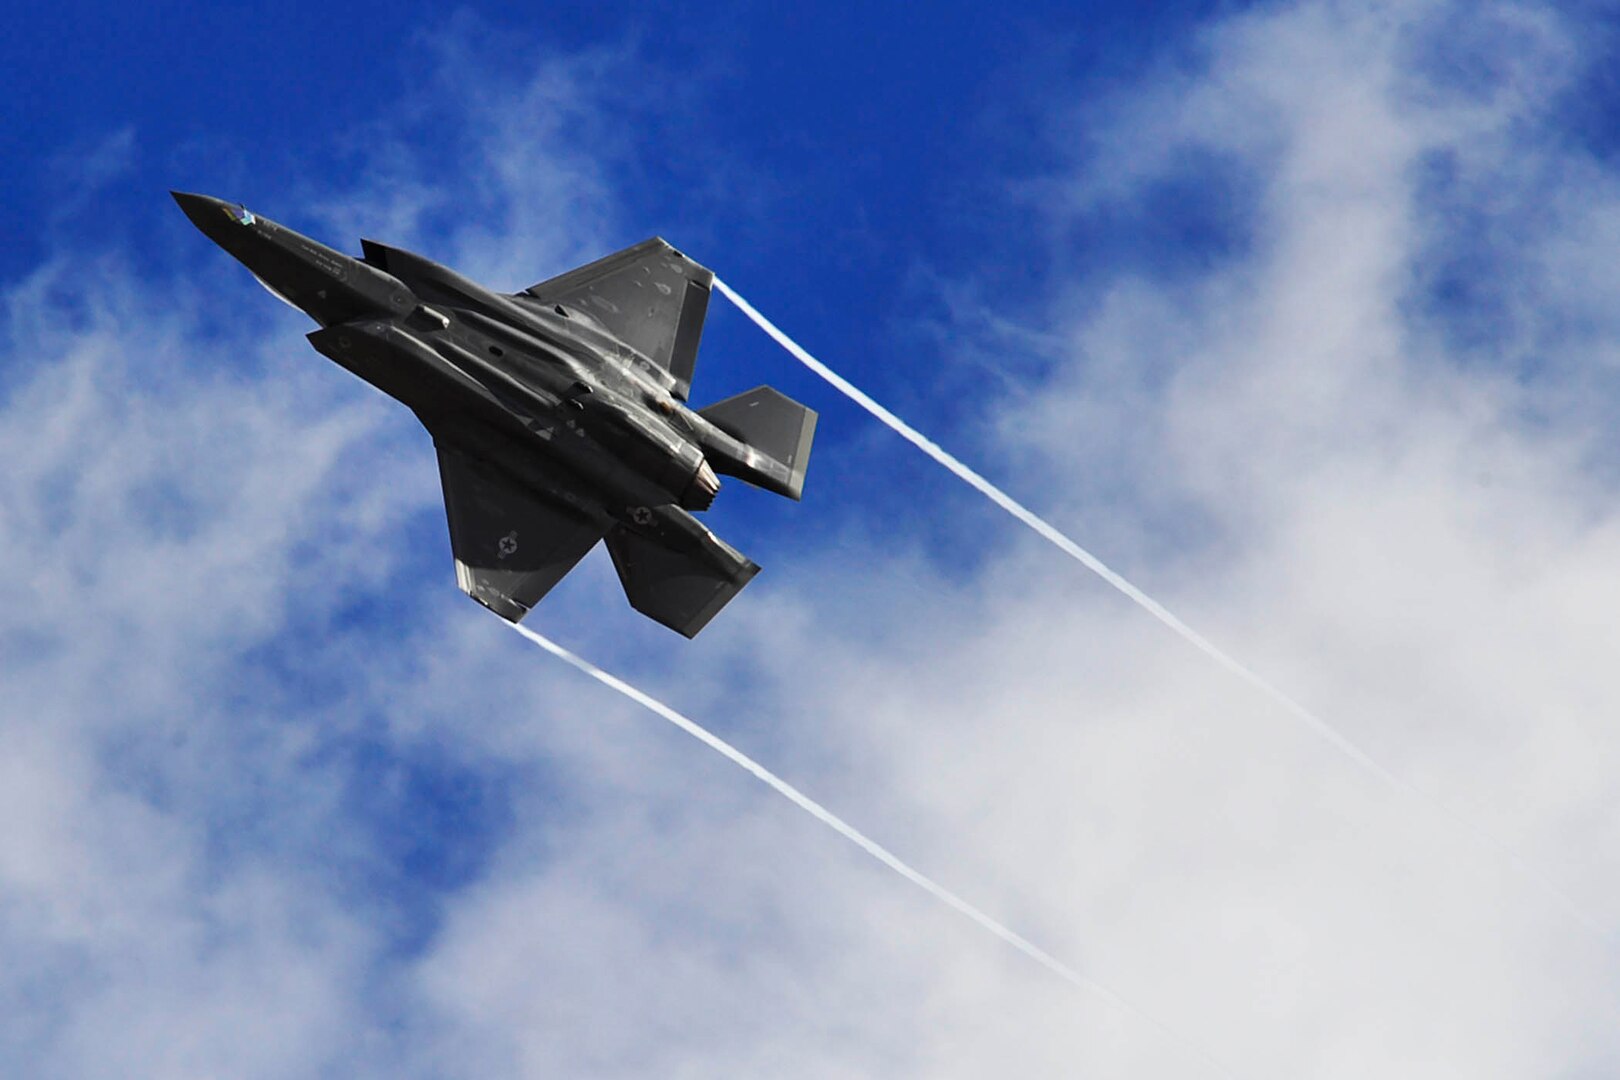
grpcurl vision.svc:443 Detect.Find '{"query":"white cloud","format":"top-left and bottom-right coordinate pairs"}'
top-left (397, 2), bottom-right (1620, 1076)
top-left (0, 43), bottom-right (640, 1077)
top-left (7, 2), bottom-right (1620, 1077)
top-left (0, 244), bottom-right (434, 1076)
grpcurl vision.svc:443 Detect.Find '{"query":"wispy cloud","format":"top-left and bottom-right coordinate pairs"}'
top-left (415, 1), bottom-right (1620, 1075)
top-left (6, 1), bottom-right (1620, 1077)
top-left (0, 36), bottom-right (649, 1079)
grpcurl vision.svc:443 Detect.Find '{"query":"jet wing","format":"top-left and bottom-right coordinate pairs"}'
top-left (434, 443), bottom-right (606, 622)
top-left (517, 238), bottom-right (712, 401)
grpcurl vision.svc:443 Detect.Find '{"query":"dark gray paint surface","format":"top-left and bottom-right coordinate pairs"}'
top-left (174, 192), bottom-right (816, 637)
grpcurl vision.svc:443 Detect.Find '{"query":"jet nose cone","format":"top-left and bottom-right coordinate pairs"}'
top-left (172, 190), bottom-right (222, 228)
top-left (171, 191), bottom-right (258, 239)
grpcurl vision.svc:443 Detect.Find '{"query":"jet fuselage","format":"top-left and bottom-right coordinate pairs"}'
top-left (173, 191), bottom-right (814, 635)
top-left (175, 193), bottom-right (745, 531)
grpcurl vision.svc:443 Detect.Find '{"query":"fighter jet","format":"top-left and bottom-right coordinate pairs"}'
top-left (173, 192), bottom-right (815, 637)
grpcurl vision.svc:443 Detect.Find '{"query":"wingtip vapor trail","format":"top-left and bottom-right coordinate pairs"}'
top-left (710, 276), bottom-right (1613, 945)
top-left (507, 619), bottom-right (1238, 1079)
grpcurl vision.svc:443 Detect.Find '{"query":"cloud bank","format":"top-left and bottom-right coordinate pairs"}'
top-left (4, 2), bottom-right (1620, 1077)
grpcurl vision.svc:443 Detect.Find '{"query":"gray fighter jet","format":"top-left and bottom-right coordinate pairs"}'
top-left (173, 192), bottom-right (815, 637)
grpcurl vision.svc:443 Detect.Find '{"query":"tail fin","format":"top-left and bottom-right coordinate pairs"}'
top-left (697, 386), bottom-right (817, 501)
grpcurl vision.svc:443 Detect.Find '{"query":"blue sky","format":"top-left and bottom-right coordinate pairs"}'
top-left (7, 1), bottom-right (1620, 1076)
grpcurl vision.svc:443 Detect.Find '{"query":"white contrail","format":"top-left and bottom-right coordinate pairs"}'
top-left (711, 279), bottom-right (1392, 784)
top-left (507, 619), bottom-right (1236, 1079)
top-left (711, 277), bottom-right (1611, 940)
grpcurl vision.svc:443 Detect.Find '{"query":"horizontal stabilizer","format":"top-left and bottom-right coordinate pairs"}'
top-left (698, 386), bottom-right (817, 500)
top-left (436, 444), bottom-right (606, 622)
top-left (604, 524), bottom-right (759, 638)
